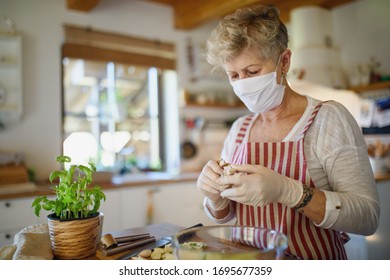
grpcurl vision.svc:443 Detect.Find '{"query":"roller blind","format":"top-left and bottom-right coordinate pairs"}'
top-left (62, 24), bottom-right (176, 69)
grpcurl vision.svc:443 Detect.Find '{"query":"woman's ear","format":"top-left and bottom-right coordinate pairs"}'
top-left (281, 49), bottom-right (292, 75)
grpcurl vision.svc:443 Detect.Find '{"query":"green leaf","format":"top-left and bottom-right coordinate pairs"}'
top-left (32, 155), bottom-right (106, 220)
top-left (78, 165), bottom-right (93, 183)
top-left (88, 162), bottom-right (97, 172)
top-left (31, 196), bottom-right (48, 217)
top-left (56, 155), bottom-right (71, 163)
top-left (42, 201), bottom-right (54, 211)
top-left (66, 165), bottom-right (77, 185)
top-left (33, 204), bottom-right (41, 217)
top-left (32, 196), bottom-right (44, 207)
top-left (49, 170), bottom-right (67, 183)
top-left (54, 200), bottom-right (64, 218)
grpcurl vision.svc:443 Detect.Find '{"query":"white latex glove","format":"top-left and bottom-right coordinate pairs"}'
top-left (218, 164), bottom-right (303, 208)
top-left (197, 160), bottom-right (230, 211)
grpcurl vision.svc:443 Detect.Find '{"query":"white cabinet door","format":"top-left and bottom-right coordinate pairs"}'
top-left (98, 189), bottom-right (123, 233)
top-left (0, 197), bottom-right (48, 246)
top-left (121, 186), bottom-right (149, 229)
top-left (151, 182), bottom-right (216, 227)
top-left (366, 181), bottom-right (390, 259)
top-left (0, 197), bottom-right (45, 230)
top-left (344, 233), bottom-right (368, 260)
top-left (0, 227), bottom-right (20, 246)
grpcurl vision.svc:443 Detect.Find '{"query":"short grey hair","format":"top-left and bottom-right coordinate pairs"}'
top-left (206, 5), bottom-right (288, 70)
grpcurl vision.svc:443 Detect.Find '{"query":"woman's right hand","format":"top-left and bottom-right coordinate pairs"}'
top-left (197, 160), bottom-right (224, 202)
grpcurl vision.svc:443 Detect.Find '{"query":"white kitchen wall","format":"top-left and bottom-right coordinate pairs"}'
top-left (0, 0), bottom-right (389, 181)
top-left (333, 0), bottom-right (390, 77)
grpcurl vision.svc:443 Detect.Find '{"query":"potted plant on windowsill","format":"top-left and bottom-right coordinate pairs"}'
top-left (32, 155), bottom-right (106, 259)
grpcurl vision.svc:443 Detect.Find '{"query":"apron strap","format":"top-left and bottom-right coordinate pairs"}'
top-left (234, 115), bottom-right (255, 144)
top-left (300, 101), bottom-right (325, 138)
top-left (231, 115), bottom-right (255, 164)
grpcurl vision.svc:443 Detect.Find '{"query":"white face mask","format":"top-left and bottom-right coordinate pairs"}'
top-left (231, 62), bottom-right (285, 114)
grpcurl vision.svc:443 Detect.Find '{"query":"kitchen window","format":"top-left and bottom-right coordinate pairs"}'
top-left (61, 25), bottom-right (179, 173)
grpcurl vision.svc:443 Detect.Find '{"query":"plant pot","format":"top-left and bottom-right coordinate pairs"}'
top-left (47, 212), bottom-right (102, 259)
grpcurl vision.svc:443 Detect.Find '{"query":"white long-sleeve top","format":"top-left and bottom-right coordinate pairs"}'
top-left (217, 95), bottom-right (380, 235)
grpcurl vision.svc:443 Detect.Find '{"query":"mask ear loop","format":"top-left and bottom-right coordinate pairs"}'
top-left (281, 71), bottom-right (289, 85)
top-left (276, 53), bottom-right (287, 85)
top-left (275, 55), bottom-right (282, 71)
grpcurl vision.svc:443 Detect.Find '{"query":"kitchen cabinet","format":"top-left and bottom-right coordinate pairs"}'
top-left (0, 34), bottom-right (22, 126)
top-left (120, 186), bottom-right (149, 229)
top-left (344, 180), bottom-right (390, 259)
top-left (101, 182), bottom-right (219, 232)
top-left (0, 197), bottom-right (48, 246)
top-left (97, 189), bottom-right (123, 233)
top-left (90, 181), bottom-right (212, 233)
top-left (344, 234), bottom-right (368, 260)
top-left (0, 187), bottom-right (149, 245)
top-left (150, 181), bottom-right (216, 227)
top-left (0, 180), bottom-right (220, 246)
top-left (365, 180), bottom-right (390, 259)
top-left (120, 182), bottom-right (217, 229)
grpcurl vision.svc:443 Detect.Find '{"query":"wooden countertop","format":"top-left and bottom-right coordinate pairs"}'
top-left (90, 222), bottom-right (184, 260)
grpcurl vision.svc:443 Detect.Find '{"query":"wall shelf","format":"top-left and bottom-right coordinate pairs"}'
top-left (374, 172), bottom-right (390, 182)
top-left (349, 81), bottom-right (390, 93)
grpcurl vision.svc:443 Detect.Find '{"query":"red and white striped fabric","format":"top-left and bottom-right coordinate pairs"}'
top-left (230, 103), bottom-right (347, 259)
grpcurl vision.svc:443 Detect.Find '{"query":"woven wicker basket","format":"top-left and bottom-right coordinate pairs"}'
top-left (47, 212), bottom-right (101, 259)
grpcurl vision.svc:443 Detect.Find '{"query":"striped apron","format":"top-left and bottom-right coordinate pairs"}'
top-left (230, 103), bottom-right (347, 259)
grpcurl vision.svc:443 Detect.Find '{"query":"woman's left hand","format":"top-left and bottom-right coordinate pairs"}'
top-left (217, 164), bottom-right (303, 208)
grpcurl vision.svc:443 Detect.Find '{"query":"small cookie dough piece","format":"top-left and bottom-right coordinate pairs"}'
top-left (138, 249), bottom-right (152, 258)
top-left (217, 159), bottom-right (236, 190)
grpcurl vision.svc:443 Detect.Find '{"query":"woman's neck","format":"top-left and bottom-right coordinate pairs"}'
top-left (259, 86), bottom-right (306, 123)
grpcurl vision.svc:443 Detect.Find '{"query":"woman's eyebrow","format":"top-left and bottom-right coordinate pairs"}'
top-left (226, 64), bottom-right (262, 72)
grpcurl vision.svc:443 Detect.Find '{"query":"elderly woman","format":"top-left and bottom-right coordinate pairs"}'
top-left (197, 4), bottom-right (380, 259)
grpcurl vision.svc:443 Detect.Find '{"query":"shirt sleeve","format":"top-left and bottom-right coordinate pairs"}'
top-left (203, 198), bottom-right (236, 224)
top-left (306, 101), bottom-right (380, 235)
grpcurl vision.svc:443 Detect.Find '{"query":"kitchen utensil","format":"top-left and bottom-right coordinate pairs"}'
top-left (100, 233), bottom-right (150, 249)
top-left (180, 118), bottom-right (198, 159)
top-left (117, 223), bottom-right (203, 260)
top-left (172, 225), bottom-right (288, 260)
top-left (181, 141), bottom-right (197, 159)
top-left (102, 236), bottom-right (156, 256)
top-left (368, 140), bottom-right (390, 157)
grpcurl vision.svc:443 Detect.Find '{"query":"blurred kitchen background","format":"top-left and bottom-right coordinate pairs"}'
top-left (1, 0), bottom-right (390, 259)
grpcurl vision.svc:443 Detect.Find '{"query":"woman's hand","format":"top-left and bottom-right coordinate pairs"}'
top-left (197, 160), bottom-right (229, 210)
top-left (218, 164), bottom-right (303, 208)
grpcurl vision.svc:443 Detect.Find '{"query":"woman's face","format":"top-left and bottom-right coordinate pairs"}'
top-left (224, 48), bottom-right (278, 83)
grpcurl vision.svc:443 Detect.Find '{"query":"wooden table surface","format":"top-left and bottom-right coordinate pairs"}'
top-left (87, 223), bottom-right (295, 260)
top-left (91, 223), bottom-right (184, 260)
